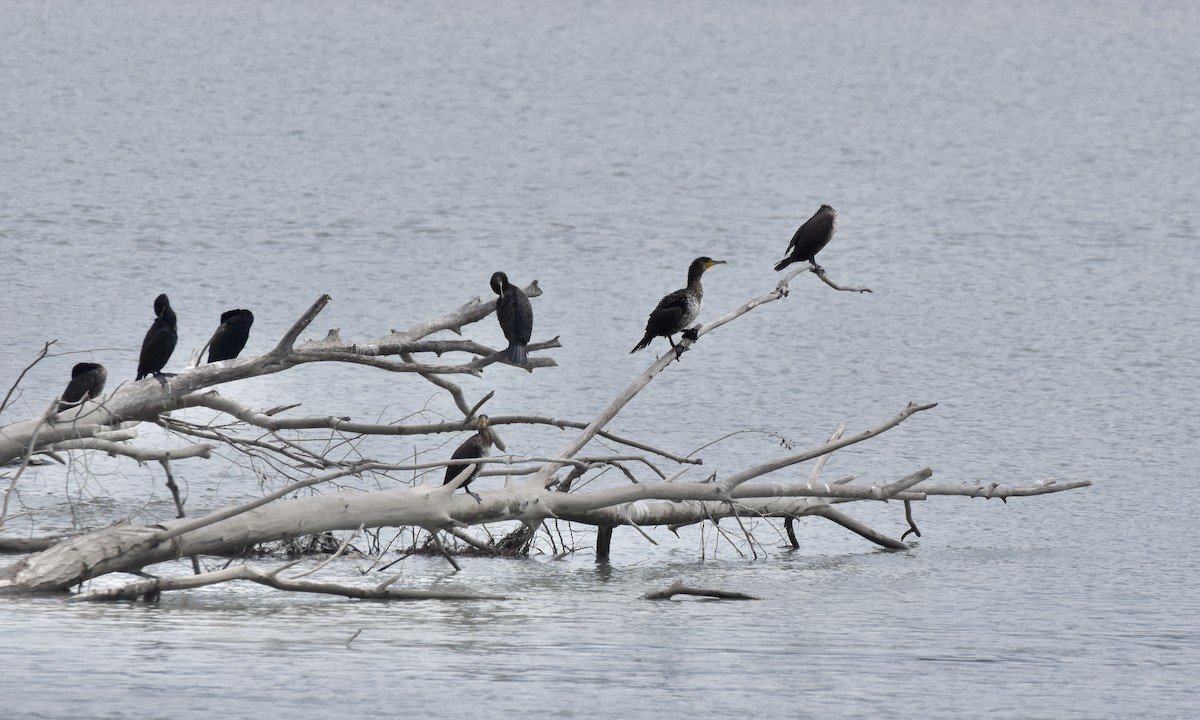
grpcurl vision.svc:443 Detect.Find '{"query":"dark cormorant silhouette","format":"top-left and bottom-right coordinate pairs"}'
top-left (136, 293), bottom-right (178, 380)
top-left (774, 204), bottom-right (837, 272)
top-left (57, 362), bottom-right (107, 411)
top-left (206, 309), bottom-right (254, 363)
top-left (490, 272), bottom-right (533, 365)
top-left (442, 415), bottom-right (503, 503)
top-left (631, 256), bottom-right (726, 359)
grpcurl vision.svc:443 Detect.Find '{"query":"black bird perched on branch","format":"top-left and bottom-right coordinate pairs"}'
top-left (136, 293), bottom-right (178, 380)
top-left (206, 309), bottom-right (254, 363)
top-left (442, 415), bottom-right (504, 503)
top-left (631, 256), bottom-right (726, 359)
top-left (490, 272), bottom-right (533, 365)
top-left (57, 362), bottom-right (107, 411)
top-left (774, 204), bottom-right (837, 272)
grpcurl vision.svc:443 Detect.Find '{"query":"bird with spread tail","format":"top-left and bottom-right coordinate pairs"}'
top-left (490, 272), bottom-right (533, 365)
top-left (631, 256), bottom-right (726, 359)
top-left (57, 362), bottom-right (107, 411)
top-left (442, 414), bottom-right (505, 503)
top-left (774, 204), bottom-right (837, 272)
top-left (136, 293), bottom-right (178, 380)
top-left (206, 308), bottom-right (254, 363)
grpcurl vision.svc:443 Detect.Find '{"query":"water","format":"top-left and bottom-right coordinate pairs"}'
top-left (3, 1), bottom-right (1199, 717)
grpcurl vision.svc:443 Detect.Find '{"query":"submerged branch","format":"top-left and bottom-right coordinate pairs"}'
top-left (643, 580), bottom-right (758, 601)
top-left (811, 506), bottom-right (907, 549)
top-left (70, 563), bottom-right (511, 602)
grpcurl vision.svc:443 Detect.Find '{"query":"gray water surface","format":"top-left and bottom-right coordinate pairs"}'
top-left (2, 1), bottom-right (1198, 718)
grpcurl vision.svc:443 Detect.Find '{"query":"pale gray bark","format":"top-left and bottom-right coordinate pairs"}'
top-left (0, 271), bottom-right (1092, 598)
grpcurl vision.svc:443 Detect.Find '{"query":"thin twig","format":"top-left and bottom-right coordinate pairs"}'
top-left (0, 341), bottom-right (56, 416)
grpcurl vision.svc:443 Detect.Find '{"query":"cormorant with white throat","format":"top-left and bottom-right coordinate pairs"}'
top-left (442, 415), bottom-right (505, 503)
top-left (631, 256), bottom-right (726, 359)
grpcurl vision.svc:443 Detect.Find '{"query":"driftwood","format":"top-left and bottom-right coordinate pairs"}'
top-left (0, 266), bottom-right (1091, 600)
top-left (643, 580), bottom-right (759, 601)
top-left (70, 563), bottom-right (511, 603)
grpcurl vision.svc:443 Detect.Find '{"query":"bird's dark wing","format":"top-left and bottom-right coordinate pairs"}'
top-left (497, 288), bottom-right (533, 345)
top-left (644, 288), bottom-right (689, 336)
top-left (444, 436), bottom-right (484, 485)
top-left (206, 324), bottom-right (231, 363)
top-left (61, 375), bottom-right (90, 404)
top-left (790, 209), bottom-right (835, 260)
top-left (138, 320), bottom-right (178, 379)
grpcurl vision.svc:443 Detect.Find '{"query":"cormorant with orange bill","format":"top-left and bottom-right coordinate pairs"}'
top-left (442, 415), bottom-right (505, 503)
top-left (631, 256), bottom-right (726, 359)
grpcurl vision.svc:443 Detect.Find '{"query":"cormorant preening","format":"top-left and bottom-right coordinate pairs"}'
top-left (442, 414), bottom-right (504, 503)
top-left (631, 256), bottom-right (726, 359)
top-left (136, 293), bottom-right (178, 380)
top-left (57, 362), bottom-right (107, 411)
top-left (774, 204), bottom-right (837, 272)
top-left (206, 309), bottom-right (254, 363)
top-left (490, 272), bottom-right (533, 365)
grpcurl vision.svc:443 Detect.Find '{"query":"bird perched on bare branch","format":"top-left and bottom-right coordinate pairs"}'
top-left (774, 204), bottom-right (837, 272)
top-left (490, 272), bottom-right (533, 365)
top-left (136, 294), bottom-right (177, 380)
top-left (631, 256), bottom-right (726, 359)
top-left (57, 362), bottom-right (106, 412)
top-left (206, 309), bottom-right (254, 363)
top-left (443, 415), bottom-right (505, 503)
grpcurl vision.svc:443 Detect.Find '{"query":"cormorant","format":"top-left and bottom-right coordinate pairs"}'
top-left (206, 309), bottom-right (254, 363)
top-left (774, 204), bottom-right (837, 272)
top-left (631, 256), bottom-right (726, 359)
top-left (136, 293), bottom-right (178, 380)
top-left (442, 414), bottom-right (504, 503)
top-left (490, 271), bottom-right (533, 365)
top-left (57, 362), bottom-right (107, 411)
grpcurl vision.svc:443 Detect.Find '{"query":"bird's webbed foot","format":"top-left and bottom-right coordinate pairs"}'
top-left (467, 490), bottom-right (483, 504)
top-left (681, 327), bottom-right (699, 342)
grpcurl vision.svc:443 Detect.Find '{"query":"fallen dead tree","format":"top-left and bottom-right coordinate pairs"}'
top-left (0, 266), bottom-right (1090, 600)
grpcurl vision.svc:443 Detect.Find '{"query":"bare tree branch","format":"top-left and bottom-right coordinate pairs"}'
top-left (69, 563), bottom-right (510, 602)
top-left (643, 580), bottom-right (758, 600)
top-left (0, 268), bottom-right (1091, 599)
top-left (0, 341), bottom-right (56, 416)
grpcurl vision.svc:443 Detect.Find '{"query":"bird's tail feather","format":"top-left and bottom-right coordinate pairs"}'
top-left (773, 257), bottom-right (794, 272)
top-left (507, 343), bottom-right (528, 365)
top-left (631, 334), bottom-right (654, 353)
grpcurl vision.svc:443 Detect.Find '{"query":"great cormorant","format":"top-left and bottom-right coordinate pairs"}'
top-left (57, 362), bottom-right (107, 411)
top-left (442, 415), bottom-right (504, 503)
top-left (774, 204), bottom-right (837, 272)
top-left (206, 309), bottom-right (254, 363)
top-left (631, 256), bottom-right (726, 359)
top-left (490, 272), bottom-right (533, 365)
top-left (136, 293), bottom-right (178, 380)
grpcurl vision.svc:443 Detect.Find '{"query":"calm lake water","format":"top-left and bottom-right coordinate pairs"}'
top-left (2, 1), bottom-right (1199, 718)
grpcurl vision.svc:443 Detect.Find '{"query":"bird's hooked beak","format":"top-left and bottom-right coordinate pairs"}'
top-left (706, 259), bottom-right (727, 269)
